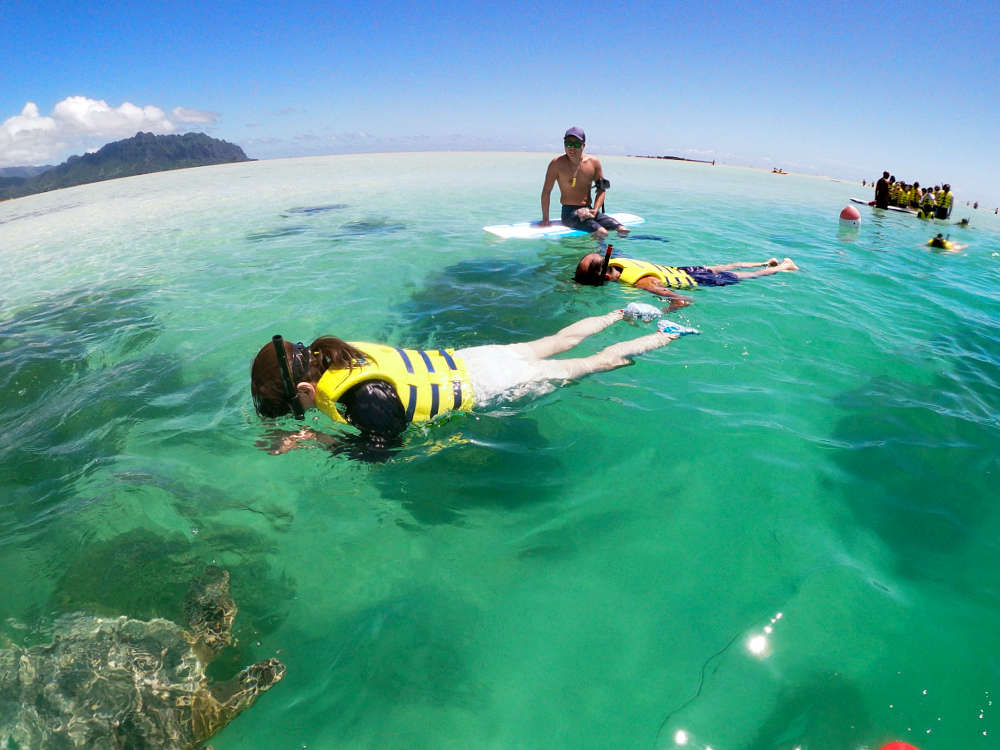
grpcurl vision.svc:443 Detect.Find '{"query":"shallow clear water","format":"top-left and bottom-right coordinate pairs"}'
top-left (1, 153), bottom-right (998, 750)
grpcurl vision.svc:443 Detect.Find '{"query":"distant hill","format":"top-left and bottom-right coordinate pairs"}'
top-left (0, 132), bottom-right (250, 200)
top-left (0, 165), bottom-right (53, 178)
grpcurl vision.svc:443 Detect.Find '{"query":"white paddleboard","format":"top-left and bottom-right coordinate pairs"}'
top-left (850, 198), bottom-right (917, 215)
top-left (484, 212), bottom-right (645, 239)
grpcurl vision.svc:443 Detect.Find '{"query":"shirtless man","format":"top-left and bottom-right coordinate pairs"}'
top-left (540, 127), bottom-right (630, 239)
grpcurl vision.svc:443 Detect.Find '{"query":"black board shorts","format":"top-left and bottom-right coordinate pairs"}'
top-left (561, 205), bottom-right (622, 233)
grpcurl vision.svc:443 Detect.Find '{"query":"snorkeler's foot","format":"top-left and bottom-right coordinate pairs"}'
top-left (780, 258), bottom-right (799, 271)
top-left (617, 226), bottom-right (631, 236)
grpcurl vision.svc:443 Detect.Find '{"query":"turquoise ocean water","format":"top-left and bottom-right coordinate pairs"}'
top-left (1, 153), bottom-right (998, 749)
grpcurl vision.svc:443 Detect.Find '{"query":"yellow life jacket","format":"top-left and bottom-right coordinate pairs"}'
top-left (315, 342), bottom-right (475, 425)
top-left (610, 257), bottom-right (698, 288)
top-left (940, 190), bottom-right (953, 209)
top-left (921, 191), bottom-right (935, 206)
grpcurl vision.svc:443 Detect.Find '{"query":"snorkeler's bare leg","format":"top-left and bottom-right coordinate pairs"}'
top-left (707, 259), bottom-right (780, 271)
top-left (538, 331), bottom-right (677, 379)
top-left (516, 310), bottom-right (625, 359)
top-left (721, 258), bottom-right (799, 278)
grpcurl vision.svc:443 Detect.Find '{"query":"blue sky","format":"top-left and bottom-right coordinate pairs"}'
top-left (4, 0), bottom-right (999, 206)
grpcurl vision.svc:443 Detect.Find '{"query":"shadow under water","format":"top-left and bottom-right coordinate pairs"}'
top-left (743, 671), bottom-right (872, 750)
top-left (387, 253), bottom-right (587, 348)
top-left (0, 285), bottom-right (173, 537)
top-left (827, 325), bottom-right (1000, 584)
top-left (339, 218), bottom-right (407, 235)
top-left (277, 586), bottom-right (485, 747)
top-left (282, 204), bottom-right (348, 216)
top-left (372, 413), bottom-right (566, 526)
top-left (245, 225), bottom-right (308, 241)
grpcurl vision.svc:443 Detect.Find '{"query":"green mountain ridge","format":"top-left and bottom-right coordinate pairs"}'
top-left (1, 132), bottom-right (250, 200)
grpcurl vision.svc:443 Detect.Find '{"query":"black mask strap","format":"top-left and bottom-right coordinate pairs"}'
top-left (272, 335), bottom-right (305, 419)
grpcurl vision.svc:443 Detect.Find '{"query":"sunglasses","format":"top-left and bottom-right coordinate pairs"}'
top-left (564, 140), bottom-right (584, 148)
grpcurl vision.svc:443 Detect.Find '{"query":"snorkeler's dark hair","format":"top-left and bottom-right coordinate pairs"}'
top-left (574, 254), bottom-right (605, 286)
top-left (573, 248), bottom-right (613, 286)
top-left (251, 336), bottom-right (372, 418)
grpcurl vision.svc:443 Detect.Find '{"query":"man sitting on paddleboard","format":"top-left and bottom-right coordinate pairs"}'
top-left (574, 252), bottom-right (799, 309)
top-left (540, 127), bottom-right (630, 239)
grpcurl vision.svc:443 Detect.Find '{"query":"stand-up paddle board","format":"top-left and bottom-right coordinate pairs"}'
top-left (850, 198), bottom-right (917, 214)
top-left (484, 212), bottom-right (644, 239)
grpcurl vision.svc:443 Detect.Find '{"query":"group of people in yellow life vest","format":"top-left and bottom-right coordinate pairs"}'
top-left (875, 173), bottom-right (954, 219)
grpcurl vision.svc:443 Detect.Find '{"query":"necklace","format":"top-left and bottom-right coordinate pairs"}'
top-left (569, 159), bottom-right (581, 188)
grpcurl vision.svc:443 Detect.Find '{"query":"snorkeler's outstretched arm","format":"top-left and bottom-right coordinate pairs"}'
top-left (256, 380), bottom-right (406, 460)
top-left (256, 427), bottom-right (338, 455)
top-left (633, 277), bottom-right (693, 308)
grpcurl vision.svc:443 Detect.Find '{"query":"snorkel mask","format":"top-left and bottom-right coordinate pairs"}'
top-left (271, 334), bottom-right (306, 419)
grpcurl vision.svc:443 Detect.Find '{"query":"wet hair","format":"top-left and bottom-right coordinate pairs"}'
top-left (341, 380), bottom-right (406, 437)
top-left (251, 335), bottom-right (371, 418)
top-left (574, 253), bottom-right (606, 285)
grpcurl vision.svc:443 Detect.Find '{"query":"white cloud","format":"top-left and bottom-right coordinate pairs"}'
top-left (0, 97), bottom-right (216, 167)
top-left (0, 102), bottom-right (62, 165)
top-left (52, 96), bottom-right (175, 137)
top-left (172, 106), bottom-right (218, 124)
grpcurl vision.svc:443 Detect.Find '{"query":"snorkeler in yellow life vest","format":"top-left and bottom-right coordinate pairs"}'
top-left (315, 343), bottom-right (474, 425)
top-left (575, 252), bottom-right (799, 308)
top-left (927, 233), bottom-right (966, 252)
top-left (250, 313), bottom-right (685, 455)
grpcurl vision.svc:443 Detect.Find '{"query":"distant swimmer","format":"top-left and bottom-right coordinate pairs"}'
top-left (574, 252), bottom-right (799, 309)
top-left (956, 218), bottom-right (970, 227)
top-left (928, 233), bottom-right (966, 252)
top-left (540, 127), bottom-right (630, 239)
top-left (251, 311), bottom-right (682, 455)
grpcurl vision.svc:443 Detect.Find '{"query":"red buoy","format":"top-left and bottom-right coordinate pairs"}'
top-left (840, 205), bottom-right (862, 226)
top-left (878, 742), bottom-right (920, 750)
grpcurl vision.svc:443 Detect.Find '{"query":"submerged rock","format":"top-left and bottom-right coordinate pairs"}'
top-left (0, 567), bottom-right (284, 749)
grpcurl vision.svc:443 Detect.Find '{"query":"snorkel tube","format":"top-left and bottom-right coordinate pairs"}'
top-left (597, 244), bottom-right (613, 286)
top-left (272, 334), bottom-right (305, 419)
